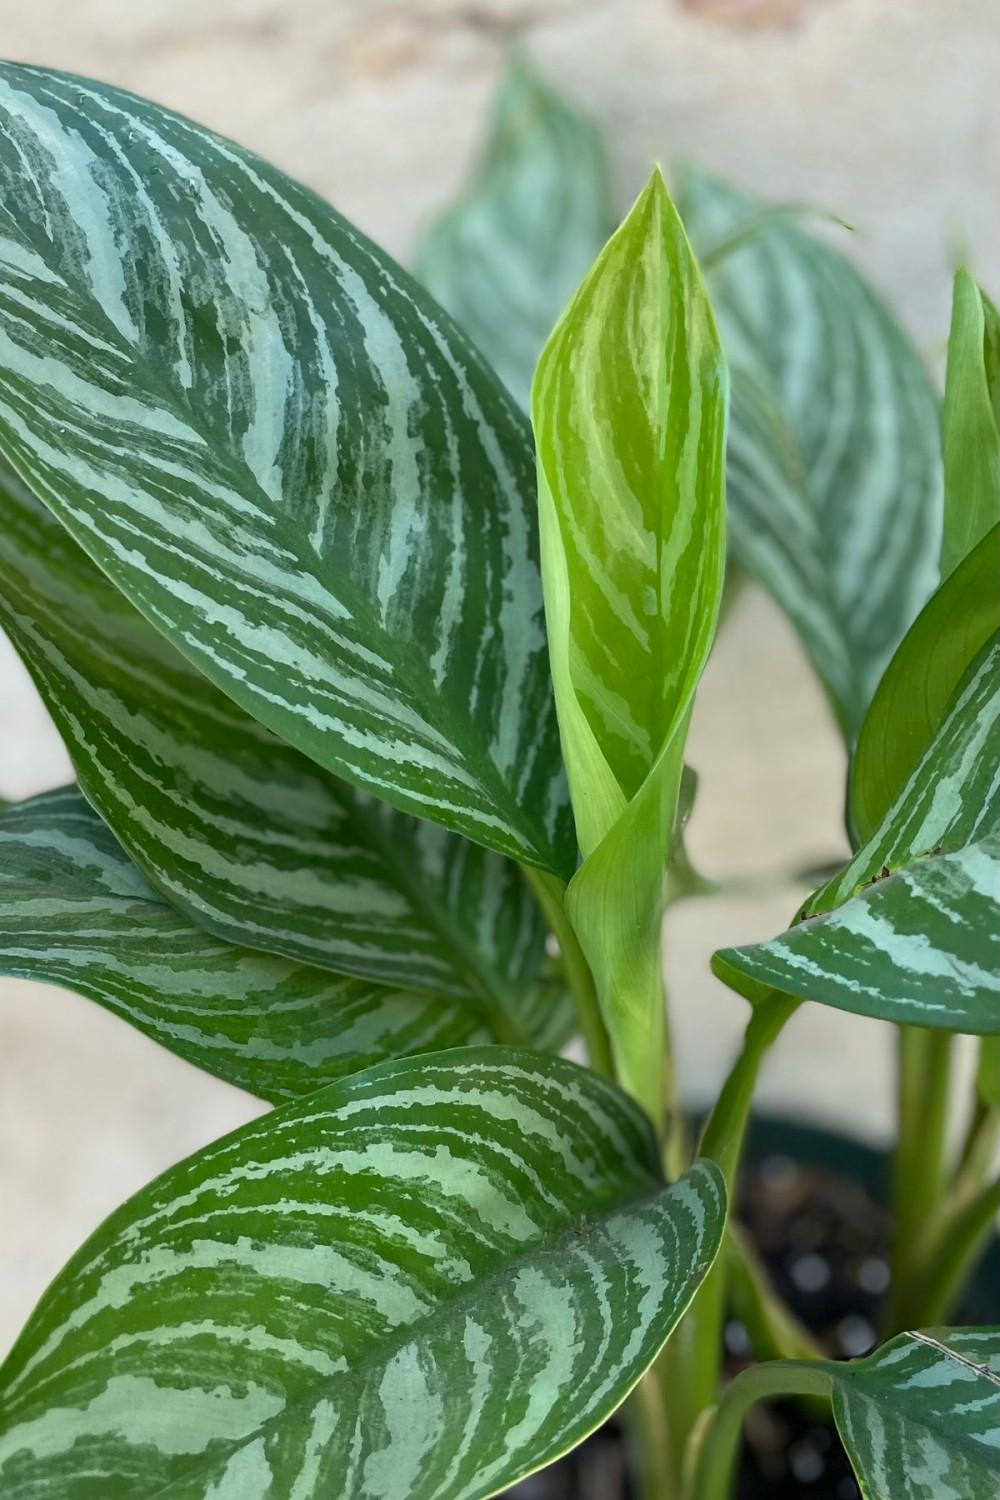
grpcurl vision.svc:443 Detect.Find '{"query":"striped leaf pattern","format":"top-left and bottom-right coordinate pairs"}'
top-left (726, 369), bottom-right (860, 735)
top-left (532, 170), bottom-right (727, 1112)
top-left (849, 525), bottom-right (1000, 845)
top-left (941, 271), bottom-right (1000, 578)
top-left (680, 165), bottom-right (943, 710)
top-left (0, 1050), bottom-right (727, 1500)
top-left (0, 62), bottom-right (572, 876)
top-left (0, 464), bottom-right (546, 1018)
top-left (715, 633), bottom-right (1000, 1032)
top-left (417, 61), bottom-right (611, 413)
top-left (0, 788), bottom-right (502, 1101)
top-left (831, 1328), bottom-right (1000, 1500)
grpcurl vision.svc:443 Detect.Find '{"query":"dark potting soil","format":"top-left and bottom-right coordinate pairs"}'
top-left (506, 1143), bottom-right (994, 1500)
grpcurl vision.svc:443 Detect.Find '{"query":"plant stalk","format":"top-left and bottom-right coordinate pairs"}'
top-left (886, 1026), bottom-right (953, 1331)
top-left (895, 1176), bottom-right (1000, 1328)
top-left (660, 993), bottom-right (799, 1483)
top-left (687, 1360), bottom-right (833, 1500)
top-left (523, 867), bottom-right (615, 1079)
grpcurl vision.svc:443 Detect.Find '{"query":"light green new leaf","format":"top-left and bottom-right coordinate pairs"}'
top-left (0, 788), bottom-right (505, 1100)
top-left (417, 59), bottom-right (611, 412)
top-left (715, 633), bottom-right (1000, 1033)
top-left (941, 271), bottom-right (1000, 578)
top-left (418, 65), bottom-right (861, 741)
top-left (0, 62), bottom-right (573, 876)
top-left (0, 1049), bottom-right (727, 1500)
top-left (850, 525), bottom-right (1000, 845)
top-left (680, 165), bottom-right (943, 711)
top-left (0, 463), bottom-right (547, 1024)
top-left (533, 170), bottom-right (727, 1111)
top-left (830, 1328), bottom-right (1000, 1500)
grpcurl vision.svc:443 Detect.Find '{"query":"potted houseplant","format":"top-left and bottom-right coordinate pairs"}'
top-left (0, 56), bottom-right (996, 1500)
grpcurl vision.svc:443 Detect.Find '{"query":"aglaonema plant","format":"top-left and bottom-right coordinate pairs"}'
top-left (0, 56), bottom-right (996, 1500)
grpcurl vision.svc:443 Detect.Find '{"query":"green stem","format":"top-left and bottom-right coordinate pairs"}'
top-left (626, 1367), bottom-right (678, 1500)
top-left (898, 1176), bottom-right (1000, 1328)
top-left (886, 1027), bottom-right (953, 1331)
top-left (687, 1360), bottom-right (833, 1500)
top-left (726, 1221), bottom-right (825, 1365)
top-left (523, 867), bottom-right (614, 1080)
top-left (661, 993), bottom-right (799, 1482)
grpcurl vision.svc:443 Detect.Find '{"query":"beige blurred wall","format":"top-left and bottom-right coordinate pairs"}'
top-left (1, 0), bottom-right (994, 1353)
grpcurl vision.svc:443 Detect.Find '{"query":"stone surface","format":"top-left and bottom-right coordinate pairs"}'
top-left (0, 0), bottom-right (991, 1356)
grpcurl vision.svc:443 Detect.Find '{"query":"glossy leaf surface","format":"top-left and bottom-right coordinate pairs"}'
top-left (0, 63), bottom-right (571, 875)
top-left (0, 465), bottom-right (545, 1020)
top-left (0, 1051), bottom-right (726, 1500)
top-left (850, 525), bottom-right (1000, 845)
top-left (0, 788), bottom-right (499, 1099)
top-left (941, 271), bottom-right (1000, 578)
top-left (680, 165), bottom-right (943, 713)
top-left (418, 60), bottom-right (610, 412)
top-left (533, 171), bottom-right (727, 1110)
top-left (831, 1328), bottom-right (1000, 1500)
top-left (716, 633), bottom-right (1000, 1032)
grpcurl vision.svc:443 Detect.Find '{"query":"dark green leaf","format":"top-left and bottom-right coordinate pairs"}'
top-left (941, 271), bottom-right (1000, 578)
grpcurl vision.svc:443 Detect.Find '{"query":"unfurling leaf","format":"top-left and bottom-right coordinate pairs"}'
top-left (533, 170), bottom-right (727, 1113)
top-left (0, 466), bottom-right (546, 1031)
top-left (0, 63), bottom-right (572, 876)
top-left (0, 1050), bottom-right (726, 1500)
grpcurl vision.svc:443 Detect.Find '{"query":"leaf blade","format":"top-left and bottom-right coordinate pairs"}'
top-left (0, 788), bottom-right (498, 1099)
top-left (0, 463), bottom-right (546, 1020)
top-left (0, 62), bottom-right (571, 875)
top-left (941, 271), bottom-right (1000, 578)
top-left (0, 1050), bottom-right (726, 1500)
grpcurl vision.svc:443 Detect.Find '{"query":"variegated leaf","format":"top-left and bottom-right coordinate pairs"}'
top-left (0, 787), bottom-right (503, 1100)
top-left (726, 368), bottom-right (860, 736)
top-left (941, 271), bottom-right (1000, 579)
top-left (680, 165), bottom-right (943, 710)
top-left (0, 1050), bottom-right (727, 1500)
top-left (0, 62), bottom-right (572, 876)
top-left (715, 633), bottom-right (1000, 1033)
top-left (417, 60), bottom-right (610, 413)
top-left (533, 170), bottom-right (727, 1113)
top-left (0, 463), bottom-right (546, 1024)
top-left (849, 525), bottom-right (1000, 845)
top-left (830, 1328), bottom-right (1000, 1500)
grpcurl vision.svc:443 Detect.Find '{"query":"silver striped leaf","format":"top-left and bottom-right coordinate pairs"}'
top-left (726, 368), bottom-right (860, 737)
top-left (849, 524), bottom-right (1000, 846)
top-left (0, 787), bottom-right (505, 1100)
top-left (417, 60), bottom-right (610, 414)
top-left (0, 62), bottom-right (572, 877)
top-left (0, 1050), bottom-right (727, 1500)
top-left (0, 463), bottom-right (546, 1022)
top-left (714, 633), bottom-right (1000, 1033)
top-left (830, 1328), bottom-right (1000, 1500)
top-left (533, 170), bottom-right (727, 1115)
top-left (680, 165), bottom-right (943, 710)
